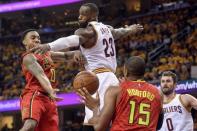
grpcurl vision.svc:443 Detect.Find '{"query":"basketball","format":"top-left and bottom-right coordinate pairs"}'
top-left (73, 71), bottom-right (99, 95)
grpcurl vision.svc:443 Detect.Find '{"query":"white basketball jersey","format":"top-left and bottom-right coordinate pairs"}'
top-left (80, 21), bottom-right (117, 72)
top-left (159, 94), bottom-right (193, 131)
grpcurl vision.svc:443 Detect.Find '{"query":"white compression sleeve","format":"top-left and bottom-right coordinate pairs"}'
top-left (48, 35), bottom-right (80, 51)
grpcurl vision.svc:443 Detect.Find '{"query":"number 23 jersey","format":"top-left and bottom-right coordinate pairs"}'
top-left (80, 21), bottom-right (117, 72)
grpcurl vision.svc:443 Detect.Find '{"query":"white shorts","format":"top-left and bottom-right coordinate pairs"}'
top-left (84, 71), bottom-right (119, 123)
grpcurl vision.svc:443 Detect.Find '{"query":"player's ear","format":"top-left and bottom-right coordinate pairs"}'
top-left (22, 39), bottom-right (27, 46)
top-left (123, 64), bottom-right (127, 78)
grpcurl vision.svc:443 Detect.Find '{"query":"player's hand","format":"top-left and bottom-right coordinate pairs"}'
top-left (30, 44), bottom-right (50, 54)
top-left (119, 77), bottom-right (126, 83)
top-left (125, 24), bottom-right (143, 34)
top-left (77, 87), bottom-right (100, 111)
top-left (49, 89), bottom-right (64, 102)
top-left (74, 51), bottom-right (87, 67)
top-left (88, 116), bottom-right (99, 125)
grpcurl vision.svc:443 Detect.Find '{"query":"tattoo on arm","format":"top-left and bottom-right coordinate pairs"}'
top-left (23, 54), bottom-right (53, 94)
top-left (75, 26), bottom-right (96, 48)
top-left (23, 54), bottom-right (44, 76)
top-left (64, 52), bottom-right (69, 60)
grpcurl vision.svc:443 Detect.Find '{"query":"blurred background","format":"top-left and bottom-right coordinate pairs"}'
top-left (0, 0), bottom-right (197, 130)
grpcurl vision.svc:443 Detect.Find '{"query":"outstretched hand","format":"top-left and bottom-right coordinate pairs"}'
top-left (125, 24), bottom-right (144, 34)
top-left (73, 51), bottom-right (87, 68)
top-left (49, 89), bottom-right (64, 102)
top-left (30, 44), bottom-right (50, 54)
top-left (77, 87), bottom-right (100, 111)
top-left (119, 77), bottom-right (126, 83)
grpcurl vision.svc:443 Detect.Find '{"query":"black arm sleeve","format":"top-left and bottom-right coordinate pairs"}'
top-left (157, 110), bottom-right (164, 130)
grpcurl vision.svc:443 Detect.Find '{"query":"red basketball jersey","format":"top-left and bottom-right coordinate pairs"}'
top-left (21, 52), bottom-right (56, 94)
top-left (111, 80), bottom-right (162, 131)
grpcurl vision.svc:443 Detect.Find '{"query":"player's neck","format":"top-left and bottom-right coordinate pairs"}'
top-left (163, 92), bottom-right (176, 104)
top-left (126, 76), bottom-right (144, 81)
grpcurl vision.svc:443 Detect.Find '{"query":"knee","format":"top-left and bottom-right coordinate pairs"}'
top-left (20, 119), bottom-right (37, 131)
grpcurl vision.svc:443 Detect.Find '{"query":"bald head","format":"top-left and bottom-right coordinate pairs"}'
top-left (124, 56), bottom-right (145, 78)
top-left (81, 3), bottom-right (99, 16)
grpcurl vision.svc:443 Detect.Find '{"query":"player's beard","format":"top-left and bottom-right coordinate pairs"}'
top-left (79, 21), bottom-right (88, 28)
top-left (161, 86), bottom-right (174, 95)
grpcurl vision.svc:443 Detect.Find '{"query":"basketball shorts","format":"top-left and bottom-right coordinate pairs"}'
top-left (84, 72), bottom-right (119, 123)
top-left (20, 90), bottom-right (59, 131)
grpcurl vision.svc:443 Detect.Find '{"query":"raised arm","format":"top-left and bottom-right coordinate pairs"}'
top-left (23, 54), bottom-right (60, 100)
top-left (108, 24), bottom-right (143, 40)
top-left (30, 26), bottom-right (97, 53)
top-left (30, 35), bottom-right (80, 53)
top-left (49, 35), bottom-right (80, 51)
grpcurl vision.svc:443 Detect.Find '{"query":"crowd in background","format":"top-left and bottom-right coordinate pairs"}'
top-left (0, 1), bottom-right (197, 131)
top-left (0, 6), bottom-right (196, 100)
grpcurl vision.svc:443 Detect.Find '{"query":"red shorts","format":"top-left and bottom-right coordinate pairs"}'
top-left (20, 90), bottom-right (59, 131)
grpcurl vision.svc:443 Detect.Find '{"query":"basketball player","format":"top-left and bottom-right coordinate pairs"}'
top-left (159, 71), bottom-right (197, 131)
top-left (30, 3), bottom-right (143, 125)
top-left (20, 29), bottom-right (79, 131)
top-left (78, 56), bottom-right (163, 131)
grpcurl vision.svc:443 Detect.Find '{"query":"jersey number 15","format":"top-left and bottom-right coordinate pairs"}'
top-left (129, 100), bottom-right (151, 126)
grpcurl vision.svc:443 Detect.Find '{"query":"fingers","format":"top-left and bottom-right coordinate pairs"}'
top-left (77, 98), bottom-right (85, 103)
top-left (77, 88), bottom-right (86, 97)
top-left (76, 87), bottom-right (91, 101)
top-left (126, 24), bottom-right (143, 33)
top-left (75, 56), bottom-right (86, 67)
top-left (55, 97), bottom-right (64, 102)
top-left (76, 88), bottom-right (100, 110)
top-left (119, 77), bottom-right (126, 82)
top-left (54, 88), bottom-right (60, 92)
top-left (136, 24), bottom-right (144, 30)
top-left (30, 46), bottom-right (39, 52)
top-left (82, 87), bottom-right (90, 96)
top-left (29, 44), bottom-right (49, 54)
top-left (96, 92), bottom-right (99, 99)
top-left (135, 24), bottom-right (144, 30)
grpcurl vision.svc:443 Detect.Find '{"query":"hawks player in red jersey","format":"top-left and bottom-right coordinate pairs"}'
top-left (19, 29), bottom-right (79, 131)
top-left (78, 56), bottom-right (164, 131)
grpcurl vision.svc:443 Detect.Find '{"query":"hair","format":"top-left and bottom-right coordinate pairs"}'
top-left (20, 29), bottom-right (37, 44)
top-left (125, 56), bottom-right (145, 78)
top-left (82, 3), bottom-right (99, 16)
top-left (161, 71), bottom-right (177, 83)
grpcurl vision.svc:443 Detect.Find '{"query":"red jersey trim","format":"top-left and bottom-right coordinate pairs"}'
top-left (29, 91), bottom-right (37, 118)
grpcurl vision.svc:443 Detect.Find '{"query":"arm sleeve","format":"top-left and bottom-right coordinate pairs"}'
top-left (48, 35), bottom-right (80, 51)
top-left (156, 110), bottom-right (164, 130)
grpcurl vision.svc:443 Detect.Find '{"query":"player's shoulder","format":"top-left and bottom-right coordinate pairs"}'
top-left (75, 26), bottom-right (94, 34)
top-left (22, 53), bottom-right (37, 64)
top-left (106, 85), bottom-right (121, 96)
top-left (180, 94), bottom-right (194, 101)
top-left (106, 25), bottom-right (114, 30)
